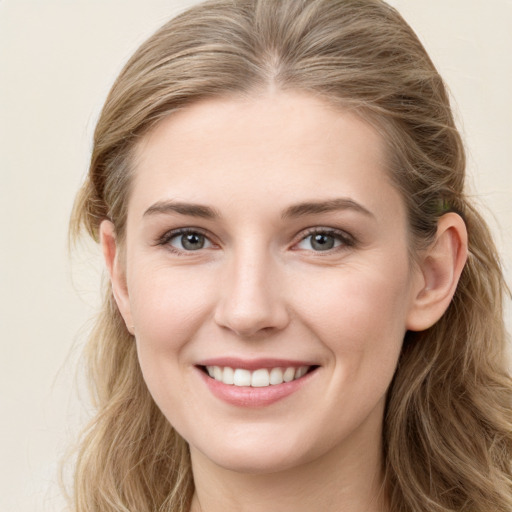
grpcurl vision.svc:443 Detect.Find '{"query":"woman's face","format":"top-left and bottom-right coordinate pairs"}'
top-left (106, 91), bottom-right (425, 474)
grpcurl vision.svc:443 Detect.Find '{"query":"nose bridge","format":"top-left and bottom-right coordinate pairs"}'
top-left (215, 238), bottom-right (288, 336)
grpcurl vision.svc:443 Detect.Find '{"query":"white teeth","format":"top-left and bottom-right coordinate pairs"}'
top-left (251, 369), bottom-right (270, 387)
top-left (269, 367), bottom-right (284, 385)
top-left (205, 365), bottom-right (311, 387)
top-left (283, 367), bottom-right (296, 382)
top-left (213, 366), bottom-right (223, 381)
top-left (295, 366), bottom-right (308, 378)
top-left (233, 368), bottom-right (251, 386)
top-left (223, 366), bottom-right (234, 385)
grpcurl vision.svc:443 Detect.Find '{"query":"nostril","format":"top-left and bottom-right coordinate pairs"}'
top-left (213, 281), bottom-right (290, 336)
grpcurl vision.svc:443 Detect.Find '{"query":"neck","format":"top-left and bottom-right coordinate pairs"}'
top-left (189, 412), bottom-right (388, 512)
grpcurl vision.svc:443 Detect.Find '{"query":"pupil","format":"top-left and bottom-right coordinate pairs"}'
top-left (312, 233), bottom-right (334, 251)
top-left (182, 233), bottom-right (204, 250)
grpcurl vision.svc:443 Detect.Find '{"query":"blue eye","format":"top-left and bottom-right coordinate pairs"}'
top-left (296, 230), bottom-right (350, 252)
top-left (166, 231), bottom-right (213, 251)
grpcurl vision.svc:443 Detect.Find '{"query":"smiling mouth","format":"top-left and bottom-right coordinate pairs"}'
top-left (200, 365), bottom-right (318, 387)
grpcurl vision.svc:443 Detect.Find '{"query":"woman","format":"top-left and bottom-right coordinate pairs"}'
top-left (69, 0), bottom-right (512, 510)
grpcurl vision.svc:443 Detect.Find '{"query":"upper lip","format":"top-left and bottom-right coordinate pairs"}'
top-left (196, 357), bottom-right (318, 371)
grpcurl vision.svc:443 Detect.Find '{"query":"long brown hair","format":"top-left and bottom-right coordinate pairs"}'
top-left (69, 1), bottom-right (512, 510)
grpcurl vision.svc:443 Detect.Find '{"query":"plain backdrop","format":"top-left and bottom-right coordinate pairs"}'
top-left (1, 1), bottom-right (511, 511)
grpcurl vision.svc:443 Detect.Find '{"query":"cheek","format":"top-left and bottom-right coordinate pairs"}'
top-left (298, 263), bottom-right (412, 425)
top-left (127, 265), bottom-right (218, 427)
top-left (128, 263), bottom-right (217, 356)
top-left (296, 260), bottom-right (413, 359)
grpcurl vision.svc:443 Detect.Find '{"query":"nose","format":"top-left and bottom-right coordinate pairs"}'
top-left (214, 248), bottom-right (290, 338)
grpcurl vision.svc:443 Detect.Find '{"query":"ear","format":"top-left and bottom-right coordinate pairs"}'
top-left (406, 213), bottom-right (468, 332)
top-left (100, 220), bottom-right (134, 335)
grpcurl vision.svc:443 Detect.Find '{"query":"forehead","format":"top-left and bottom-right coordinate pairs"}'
top-left (130, 91), bottom-right (402, 222)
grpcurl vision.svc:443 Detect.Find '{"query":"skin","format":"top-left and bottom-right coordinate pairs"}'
top-left (101, 91), bottom-right (467, 512)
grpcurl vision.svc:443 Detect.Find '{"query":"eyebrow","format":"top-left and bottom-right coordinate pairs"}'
top-left (281, 198), bottom-right (374, 219)
top-left (143, 197), bottom-right (373, 220)
top-left (143, 201), bottom-right (221, 219)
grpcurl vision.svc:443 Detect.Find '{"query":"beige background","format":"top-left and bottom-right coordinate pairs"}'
top-left (1, 1), bottom-right (511, 511)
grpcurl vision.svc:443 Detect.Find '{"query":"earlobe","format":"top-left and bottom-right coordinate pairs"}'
top-left (99, 220), bottom-right (134, 334)
top-left (406, 213), bottom-right (468, 332)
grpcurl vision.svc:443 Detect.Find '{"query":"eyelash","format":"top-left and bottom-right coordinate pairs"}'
top-left (156, 228), bottom-right (213, 255)
top-left (293, 227), bottom-right (355, 253)
top-left (156, 227), bottom-right (355, 255)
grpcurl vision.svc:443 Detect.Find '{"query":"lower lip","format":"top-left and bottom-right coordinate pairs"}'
top-left (197, 367), bottom-right (316, 407)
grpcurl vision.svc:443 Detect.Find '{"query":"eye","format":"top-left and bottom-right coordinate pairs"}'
top-left (161, 229), bottom-right (214, 252)
top-left (295, 229), bottom-right (352, 252)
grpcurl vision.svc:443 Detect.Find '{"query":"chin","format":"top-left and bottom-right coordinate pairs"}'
top-left (205, 450), bottom-right (304, 475)
top-left (189, 428), bottom-right (322, 475)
